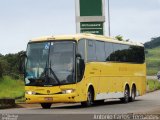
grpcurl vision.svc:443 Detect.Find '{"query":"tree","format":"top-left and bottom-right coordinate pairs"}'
top-left (144, 36), bottom-right (160, 49)
top-left (0, 51), bottom-right (25, 79)
top-left (115, 35), bottom-right (123, 41)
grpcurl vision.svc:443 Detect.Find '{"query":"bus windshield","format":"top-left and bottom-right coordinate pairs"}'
top-left (25, 41), bottom-right (76, 86)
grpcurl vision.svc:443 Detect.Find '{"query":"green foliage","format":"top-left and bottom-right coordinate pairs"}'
top-left (0, 62), bottom-right (3, 78)
top-left (0, 76), bottom-right (24, 99)
top-left (144, 37), bottom-right (160, 49)
top-left (115, 35), bottom-right (123, 41)
top-left (0, 51), bottom-right (25, 78)
top-left (0, 52), bottom-right (25, 100)
top-left (145, 36), bottom-right (160, 75)
top-left (147, 80), bottom-right (160, 92)
top-left (145, 46), bottom-right (160, 75)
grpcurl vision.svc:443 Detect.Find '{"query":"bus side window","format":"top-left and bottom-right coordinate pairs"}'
top-left (112, 44), bottom-right (122, 61)
top-left (78, 39), bottom-right (85, 60)
top-left (87, 40), bottom-right (96, 62)
top-left (128, 46), bottom-right (145, 63)
top-left (77, 40), bottom-right (86, 82)
top-left (95, 41), bottom-right (105, 62)
top-left (120, 45), bottom-right (130, 62)
top-left (105, 42), bottom-right (114, 61)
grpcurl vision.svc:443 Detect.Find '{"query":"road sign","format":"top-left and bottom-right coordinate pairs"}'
top-left (80, 22), bottom-right (103, 35)
top-left (80, 0), bottom-right (102, 16)
top-left (76, 0), bottom-right (105, 35)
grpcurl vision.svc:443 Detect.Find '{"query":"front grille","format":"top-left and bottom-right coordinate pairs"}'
top-left (35, 92), bottom-right (62, 95)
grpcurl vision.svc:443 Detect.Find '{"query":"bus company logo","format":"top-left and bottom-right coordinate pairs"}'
top-left (47, 90), bottom-right (50, 94)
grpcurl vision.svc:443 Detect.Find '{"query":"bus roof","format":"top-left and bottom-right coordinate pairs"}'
top-left (30, 33), bottom-right (144, 47)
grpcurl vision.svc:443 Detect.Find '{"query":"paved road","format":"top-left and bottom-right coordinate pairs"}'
top-left (0, 90), bottom-right (160, 120)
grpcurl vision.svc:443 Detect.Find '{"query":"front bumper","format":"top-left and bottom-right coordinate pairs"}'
top-left (25, 93), bottom-right (79, 104)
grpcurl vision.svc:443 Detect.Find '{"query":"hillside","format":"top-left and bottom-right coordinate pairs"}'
top-left (145, 36), bottom-right (160, 75)
top-left (146, 46), bottom-right (160, 75)
top-left (144, 36), bottom-right (160, 49)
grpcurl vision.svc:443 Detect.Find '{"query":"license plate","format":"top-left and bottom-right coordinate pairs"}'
top-left (44, 97), bottom-right (53, 101)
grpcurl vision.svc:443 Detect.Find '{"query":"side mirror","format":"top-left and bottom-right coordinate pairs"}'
top-left (76, 54), bottom-right (85, 82)
top-left (76, 53), bottom-right (82, 58)
top-left (20, 52), bottom-right (27, 58)
top-left (19, 52), bottom-right (27, 74)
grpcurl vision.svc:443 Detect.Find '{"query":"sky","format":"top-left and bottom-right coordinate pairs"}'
top-left (0, 0), bottom-right (160, 55)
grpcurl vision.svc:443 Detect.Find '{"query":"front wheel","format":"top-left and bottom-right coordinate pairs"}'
top-left (41, 103), bottom-right (52, 109)
top-left (81, 88), bottom-right (94, 107)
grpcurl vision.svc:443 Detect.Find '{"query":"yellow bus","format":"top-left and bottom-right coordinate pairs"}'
top-left (24, 34), bottom-right (146, 108)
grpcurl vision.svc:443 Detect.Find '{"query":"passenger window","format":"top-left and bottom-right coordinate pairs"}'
top-left (78, 39), bottom-right (85, 60)
top-left (95, 41), bottom-right (105, 62)
top-left (128, 46), bottom-right (145, 63)
top-left (105, 42), bottom-right (114, 61)
top-left (87, 40), bottom-right (96, 62)
top-left (121, 45), bottom-right (129, 62)
top-left (112, 44), bottom-right (123, 61)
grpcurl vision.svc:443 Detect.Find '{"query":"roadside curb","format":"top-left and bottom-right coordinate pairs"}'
top-left (0, 98), bottom-right (16, 109)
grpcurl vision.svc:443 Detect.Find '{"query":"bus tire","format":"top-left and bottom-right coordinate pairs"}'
top-left (120, 85), bottom-right (130, 103)
top-left (41, 103), bottom-right (52, 109)
top-left (81, 87), bottom-right (94, 107)
top-left (130, 85), bottom-right (136, 102)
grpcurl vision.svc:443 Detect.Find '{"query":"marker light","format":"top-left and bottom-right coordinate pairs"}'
top-left (25, 91), bottom-right (36, 95)
top-left (62, 89), bottom-right (75, 94)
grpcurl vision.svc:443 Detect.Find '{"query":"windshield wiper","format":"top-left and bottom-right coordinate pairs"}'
top-left (47, 60), bottom-right (61, 85)
top-left (41, 66), bottom-right (61, 85)
top-left (36, 56), bottom-right (59, 85)
top-left (48, 67), bottom-right (61, 85)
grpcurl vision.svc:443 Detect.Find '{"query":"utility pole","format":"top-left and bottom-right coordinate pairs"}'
top-left (108, 0), bottom-right (111, 36)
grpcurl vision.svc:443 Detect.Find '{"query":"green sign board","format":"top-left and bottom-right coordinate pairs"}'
top-left (80, 0), bottom-right (102, 16)
top-left (80, 22), bottom-right (103, 35)
top-left (76, 0), bottom-right (105, 35)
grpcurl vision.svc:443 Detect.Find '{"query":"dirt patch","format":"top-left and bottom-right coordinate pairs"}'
top-left (16, 103), bottom-right (41, 108)
top-left (0, 98), bottom-right (16, 109)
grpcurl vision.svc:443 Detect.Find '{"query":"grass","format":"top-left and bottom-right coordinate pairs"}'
top-left (147, 79), bottom-right (160, 92)
top-left (0, 76), bottom-right (25, 99)
top-left (146, 46), bottom-right (160, 75)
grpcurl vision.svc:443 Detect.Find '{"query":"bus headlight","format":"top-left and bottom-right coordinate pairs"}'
top-left (62, 89), bottom-right (75, 94)
top-left (25, 91), bottom-right (36, 95)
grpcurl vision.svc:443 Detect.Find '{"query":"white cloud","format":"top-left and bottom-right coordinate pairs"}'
top-left (157, 0), bottom-right (160, 4)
